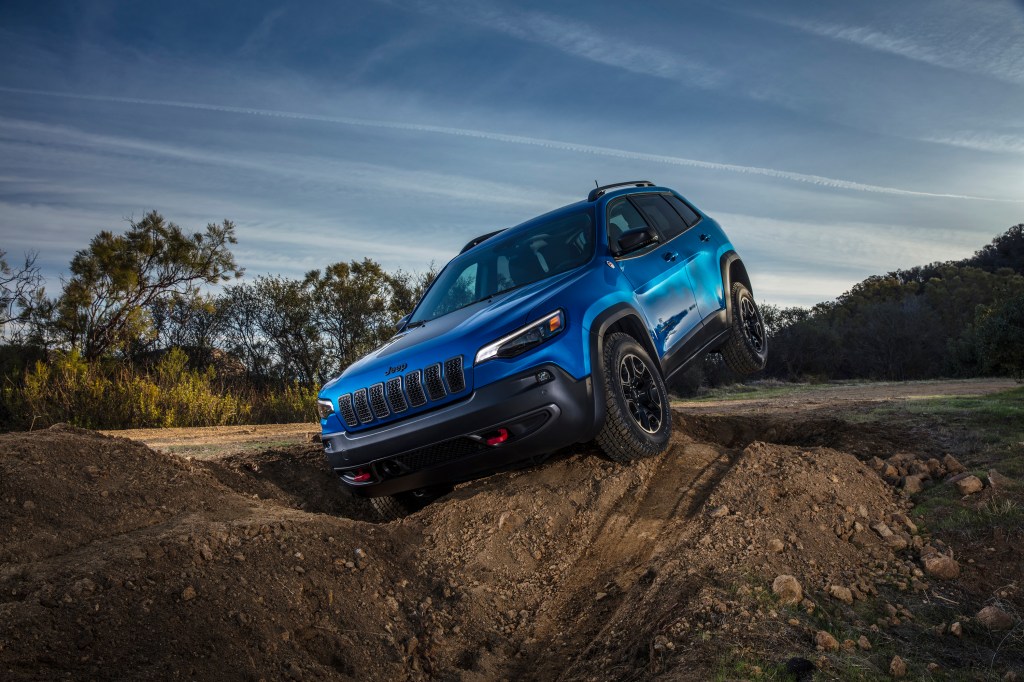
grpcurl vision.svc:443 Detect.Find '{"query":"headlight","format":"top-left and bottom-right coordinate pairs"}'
top-left (316, 398), bottom-right (335, 421)
top-left (475, 310), bottom-right (565, 364)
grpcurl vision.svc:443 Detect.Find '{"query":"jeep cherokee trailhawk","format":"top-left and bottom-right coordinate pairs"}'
top-left (316, 181), bottom-right (767, 518)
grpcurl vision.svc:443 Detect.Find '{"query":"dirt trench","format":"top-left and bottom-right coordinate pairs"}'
top-left (1, 407), bottom-right (1019, 680)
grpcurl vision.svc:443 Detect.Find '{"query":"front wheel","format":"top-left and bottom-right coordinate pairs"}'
top-left (721, 282), bottom-right (768, 375)
top-left (368, 493), bottom-right (421, 521)
top-left (595, 333), bottom-right (672, 463)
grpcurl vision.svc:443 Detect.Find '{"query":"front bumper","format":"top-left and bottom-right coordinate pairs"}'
top-left (322, 364), bottom-right (597, 497)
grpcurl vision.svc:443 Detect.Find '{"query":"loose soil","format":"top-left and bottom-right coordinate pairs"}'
top-left (3, 379), bottom-right (1021, 680)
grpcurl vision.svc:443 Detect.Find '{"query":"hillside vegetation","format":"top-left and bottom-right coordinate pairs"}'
top-left (1, 215), bottom-right (1022, 430)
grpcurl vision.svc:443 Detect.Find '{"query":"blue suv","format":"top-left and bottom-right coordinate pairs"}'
top-left (316, 181), bottom-right (767, 518)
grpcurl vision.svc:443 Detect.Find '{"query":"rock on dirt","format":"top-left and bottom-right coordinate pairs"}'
top-left (708, 504), bottom-right (730, 518)
top-left (815, 630), bottom-right (839, 652)
top-left (773, 575), bottom-right (803, 605)
top-left (890, 655), bottom-right (908, 678)
top-left (988, 469), bottom-right (1015, 490)
top-left (955, 475), bottom-right (984, 495)
top-left (900, 474), bottom-right (925, 494)
top-left (828, 584), bottom-right (854, 604)
top-left (977, 605), bottom-right (1015, 631)
top-left (922, 554), bottom-right (960, 580)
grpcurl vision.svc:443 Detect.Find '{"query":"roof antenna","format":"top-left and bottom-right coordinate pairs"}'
top-left (594, 179), bottom-right (599, 188)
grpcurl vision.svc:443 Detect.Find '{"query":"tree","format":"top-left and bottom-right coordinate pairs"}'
top-left (964, 223), bottom-right (1024, 274)
top-left (0, 249), bottom-right (43, 339)
top-left (53, 212), bottom-right (242, 359)
top-left (976, 293), bottom-right (1024, 380)
top-left (306, 259), bottom-right (413, 374)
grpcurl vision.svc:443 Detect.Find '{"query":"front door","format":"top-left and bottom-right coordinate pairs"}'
top-left (606, 196), bottom-right (701, 360)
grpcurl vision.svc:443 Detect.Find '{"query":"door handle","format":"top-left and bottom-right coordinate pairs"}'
top-left (699, 233), bottom-right (711, 242)
top-left (662, 251), bottom-right (677, 262)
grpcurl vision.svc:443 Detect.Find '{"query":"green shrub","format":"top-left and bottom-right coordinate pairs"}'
top-left (4, 347), bottom-right (314, 431)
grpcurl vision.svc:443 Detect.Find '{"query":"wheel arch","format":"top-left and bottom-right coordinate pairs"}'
top-left (720, 251), bottom-right (752, 326)
top-left (587, 303), bottom-right (661, 437)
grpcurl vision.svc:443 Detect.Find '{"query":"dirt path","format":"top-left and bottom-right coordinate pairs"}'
top-left (100, 422), bottom-right (319, 459)
top-left (672, 377), bottom-right (1016, 415)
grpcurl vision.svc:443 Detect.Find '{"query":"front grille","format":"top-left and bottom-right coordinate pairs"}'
top-left (339, 355), bottom-right (465, 429)
top-left (386, 377), bottom-right (408, 413)
top-left (337, 393), bottom-right (358, 426)
top-left (353, 388), bottom-right (372, 423)
top-left (444, 357), bottom-right (465, 393)
top-left (424, 363), bottom-right (446, 401)
top-left (405, 370), bottom-right (426, 407)
top-left (368, 383), bottom-right (389, 418)
top-left (390, 437), bottom-right (484, 474)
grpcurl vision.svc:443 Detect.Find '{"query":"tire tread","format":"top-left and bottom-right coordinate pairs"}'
top-left (595, 332), bottom-right (671, 463)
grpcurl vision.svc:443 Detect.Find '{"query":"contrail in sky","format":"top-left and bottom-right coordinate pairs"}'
top-left (2, 85), bottom-right (1020, 203)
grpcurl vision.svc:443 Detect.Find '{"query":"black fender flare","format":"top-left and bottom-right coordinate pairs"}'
top-left (719, 251), bottom-right (751, 327)
top-left (586, 303), bottom-right (661, 438)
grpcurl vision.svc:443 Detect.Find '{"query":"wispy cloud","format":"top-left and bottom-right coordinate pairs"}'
top-left (922, 130), bottom-right (1024, 155)
top-left (777, 14), bottom-right (1024, 86)
top-left (238, 6), bottom-right (288, 56)
top-left (3, 86), bottom-right (1019, 203)
top-left (407, 0), bottom-right (724, 88)
top-left (0, 116), bottom-right (571, 210)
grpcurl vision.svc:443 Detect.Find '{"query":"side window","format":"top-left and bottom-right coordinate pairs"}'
top-left (630, 194), bottom-right (689, 241)
top-left (606, 198), bottom-right (648, 253)
top-left (664, 194), bottom-right (701, 228)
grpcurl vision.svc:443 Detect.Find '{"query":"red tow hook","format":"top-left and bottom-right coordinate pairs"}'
top-left (485, 428), bottom-right (510, 446)
top-left (351, 469), bottom-right (371, 483)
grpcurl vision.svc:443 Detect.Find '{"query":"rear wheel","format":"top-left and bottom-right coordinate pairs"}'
top-left (721, 282), bottom-right (767, 375)
top-left (595, 333), bottom-right (672, 462)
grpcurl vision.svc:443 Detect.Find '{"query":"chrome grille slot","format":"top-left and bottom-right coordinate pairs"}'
top-left (368, 383), bottom-right (389, 418)
top-left (385, 377), bottom-right (408, 412)
top-left (444, 356), bottom-right (465, 393)
top-left (424, 363), bottom-right (446, 401)
top-left (337, 393), bottom-right (358, 426)
top-left (405, 370), bottom-right (426, 407)
top-left (353, 388), bottom-right (372, 424)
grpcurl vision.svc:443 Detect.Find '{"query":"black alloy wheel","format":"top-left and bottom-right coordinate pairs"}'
top-left (619, 353), bottom-right (664, 434)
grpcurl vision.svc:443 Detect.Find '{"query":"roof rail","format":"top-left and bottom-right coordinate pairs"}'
top-left (587, 180), bottom-right (655, 202)
top-left (459, 229), bottom-right (506, 254)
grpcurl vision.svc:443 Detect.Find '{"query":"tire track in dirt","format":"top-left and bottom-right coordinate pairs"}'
top-left (502, 432), bottom-right (737, 681)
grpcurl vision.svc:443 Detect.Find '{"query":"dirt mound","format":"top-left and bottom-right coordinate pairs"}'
top-left (0, 426), bottom-right (425, 680)
top-left (1, 416), bottom-right (1018, 680)
top-left (0, 425), bottom-right (248, 564)
top-left (395, 436), bottom-right (914, 679)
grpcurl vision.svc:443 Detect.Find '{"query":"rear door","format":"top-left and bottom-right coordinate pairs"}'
top-left (606, 196), bottom-right (701, 360)
top-left (660, 193), bottom-right (724, 319)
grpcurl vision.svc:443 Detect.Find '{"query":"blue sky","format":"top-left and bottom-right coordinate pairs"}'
top-left (0, 0), bottom-right (1022, 307)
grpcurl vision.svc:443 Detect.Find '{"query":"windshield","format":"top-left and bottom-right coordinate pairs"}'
top-left (411, 207), bottom-right (595, 323)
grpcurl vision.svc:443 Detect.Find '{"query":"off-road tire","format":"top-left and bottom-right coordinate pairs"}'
top-left (368, 493), bottom-right (420, 522)
top-left (721, 282), bottom-right (768, 375)
top-left (595, 332), bottom-right (672, 463)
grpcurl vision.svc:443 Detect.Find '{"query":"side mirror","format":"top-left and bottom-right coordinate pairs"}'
top-left (396, 313), bottom-right (411, 332)
top-left (616, 226), bottom-right (659, 256)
